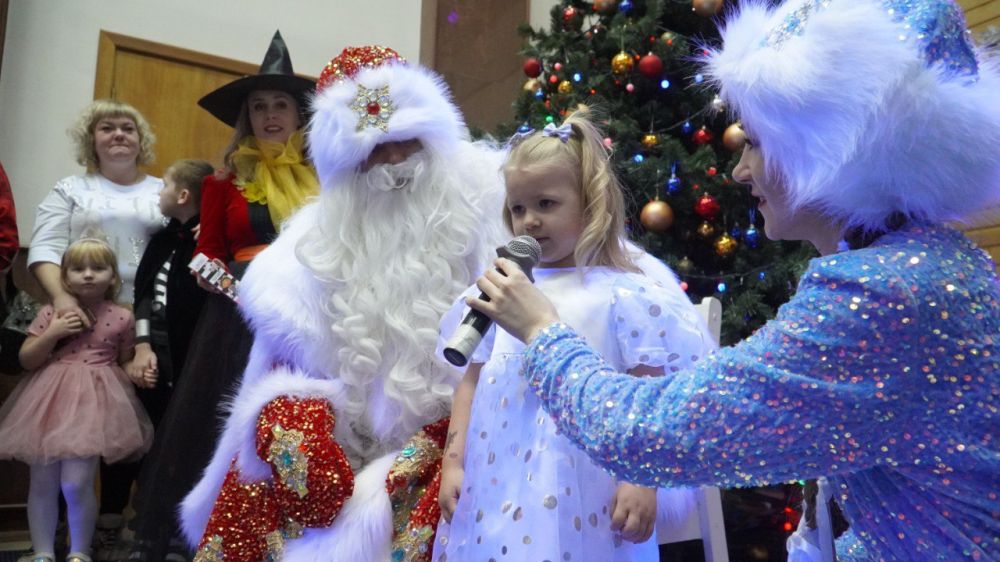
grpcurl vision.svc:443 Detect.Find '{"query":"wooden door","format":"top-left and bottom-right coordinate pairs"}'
top-left (94, 31), bottom-right (315, 177)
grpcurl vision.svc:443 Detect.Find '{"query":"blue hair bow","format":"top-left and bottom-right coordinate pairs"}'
top-left (542, 122), bottom-right (573, 142)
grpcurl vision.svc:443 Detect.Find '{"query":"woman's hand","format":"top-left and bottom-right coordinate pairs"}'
top-left (465, 257), bottom-right (560, 343)
top-left (610, 483), bottom-right (657, 543)
top-left (52, 293), bottom-right (92, 329)
top-left (191, 258), bottom-right (227, 294)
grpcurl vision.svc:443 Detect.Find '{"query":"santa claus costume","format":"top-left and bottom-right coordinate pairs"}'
top-left (180, 46), bottom-right (507, 562)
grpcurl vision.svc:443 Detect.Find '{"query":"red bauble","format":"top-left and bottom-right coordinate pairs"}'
top-left (693, 126), bottom-right (713, 145)
top-left (523, 58), bottom-right (542, 78)
top-left (563, 6), bottom-right (583, 29)
top-left (694, 193), bottom-right (721, 220)
top-left (637, 53), bottom-right (663, 78)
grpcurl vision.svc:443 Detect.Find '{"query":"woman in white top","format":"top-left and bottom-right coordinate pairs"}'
top-left (28, 99), bottom-right (165, 316)
top-left (27, 99), bottom-right (165, 547)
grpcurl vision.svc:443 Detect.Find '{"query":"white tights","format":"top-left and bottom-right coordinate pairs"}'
top-left (28, 457), bottom-right (99, 555)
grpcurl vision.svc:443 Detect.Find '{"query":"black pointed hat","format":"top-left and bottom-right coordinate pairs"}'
top-left (198, 30), bottom-right (316, 127)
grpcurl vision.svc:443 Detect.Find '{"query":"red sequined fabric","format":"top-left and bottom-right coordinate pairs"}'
top-left (193, 462), bottom-right (280, 562)
top-left (317, 45), bottom-right (406, 93)
top-left (385, 417), bottom-right (449, 562)
top-left (255, 396), bottom-right (355, 528)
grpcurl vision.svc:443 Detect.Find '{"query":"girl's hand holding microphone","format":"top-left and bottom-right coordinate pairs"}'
top-left (466, 257), bottom-right (560, 344)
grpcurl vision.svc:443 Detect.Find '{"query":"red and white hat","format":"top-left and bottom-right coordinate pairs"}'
top-left (308, 45), bottom-right (467, 189)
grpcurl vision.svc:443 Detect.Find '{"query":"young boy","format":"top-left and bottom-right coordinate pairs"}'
top-left (129, 159), bottom-right (212, 417)
top-left (122, 159), bottom-right (213, 561)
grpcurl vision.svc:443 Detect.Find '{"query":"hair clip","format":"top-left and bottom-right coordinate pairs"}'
top-left (542, 122), bottom-right (573, 143)
top-left (507, 125), bottom-right (536, 147)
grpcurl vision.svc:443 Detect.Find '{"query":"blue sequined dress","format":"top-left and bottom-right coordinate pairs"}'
top-left (522, 224), bottom-right (999, 561)
top-left (433, 266), bottom-right (714, 562)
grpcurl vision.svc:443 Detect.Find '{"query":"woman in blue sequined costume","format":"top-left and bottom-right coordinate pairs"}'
top-left (464, 1), bottom-right (1000, 560)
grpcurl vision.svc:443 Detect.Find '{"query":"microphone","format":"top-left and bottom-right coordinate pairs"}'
top-left (443, 235), bottom-right (542, 367)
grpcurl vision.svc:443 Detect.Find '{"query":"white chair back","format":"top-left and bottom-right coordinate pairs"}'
top-left (657, 296), bottom-right (729, 562)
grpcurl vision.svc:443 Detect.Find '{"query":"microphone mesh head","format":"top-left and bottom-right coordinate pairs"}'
top-left (507, 235), bottom-right (542, 266)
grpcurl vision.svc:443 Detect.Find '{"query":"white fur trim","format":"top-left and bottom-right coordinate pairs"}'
top-left (309, 63), bottom-right (466, 188)
top-left (704, 0), bottom-right (1000, 230)
top-left (281, 453), bottom-right (396, 562)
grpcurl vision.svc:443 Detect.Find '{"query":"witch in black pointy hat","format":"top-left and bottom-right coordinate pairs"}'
top-left (198, 30), bottom-right (316, 127)
top-left (124, 31), bottom-right (319, 562)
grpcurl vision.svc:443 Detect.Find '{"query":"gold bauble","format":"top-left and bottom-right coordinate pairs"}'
top-left (593, 0), bottom-right (617, 14)
top-left (641, 133), bottom-right (659, 148)
top-left (640, 200), bottom-right (674, 233)
top-left (676, 256), bottom-right (694, 274)
top-left (558, 80), bottom-right (573, 94)
top-left (692, 0), bottom-right (724, 17)
top-left (723, 122), bottom-right (747, 152)
top-left (660, 31), bottom-right (678, 46)
top-left (611, 51), bottom-right (634, 75)
top-left (523, 78), bottom-right (542, 93)
top-left (697, 221), bottom-right (716, 239)
top-left (714, 233), bottom-right (738, 258)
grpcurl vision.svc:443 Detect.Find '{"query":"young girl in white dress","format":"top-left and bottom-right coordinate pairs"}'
top-left (434, 107), bottom-right (713, 561)
top-left (0, 238), bottom-right (153, 562)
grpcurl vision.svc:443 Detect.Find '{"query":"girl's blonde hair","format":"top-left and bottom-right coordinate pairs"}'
top-left (60, 238), bottom-right (121, 301)
top-left (502, 106), bottom-right (637, 272)
top-left (69, 99), bottom-right (156, 171)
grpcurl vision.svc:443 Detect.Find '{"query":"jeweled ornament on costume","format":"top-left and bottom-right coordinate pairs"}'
top-left (267, 423), bottom-right (309, 498)
top-left (350, 84), bottom-right (395, 132)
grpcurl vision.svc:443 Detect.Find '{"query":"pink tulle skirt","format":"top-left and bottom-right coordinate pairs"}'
top-left (0, 361), bottom-right (152, 465)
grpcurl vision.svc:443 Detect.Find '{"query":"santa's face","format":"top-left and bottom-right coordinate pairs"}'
top-left (360, 139), bottom-right (423, 172)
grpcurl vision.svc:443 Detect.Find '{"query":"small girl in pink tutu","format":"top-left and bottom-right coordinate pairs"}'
top-left (0, 237), bottom-right (152, 562)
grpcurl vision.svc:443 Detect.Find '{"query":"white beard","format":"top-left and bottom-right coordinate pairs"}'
top-left (293, 148), bottom-right (494, 463)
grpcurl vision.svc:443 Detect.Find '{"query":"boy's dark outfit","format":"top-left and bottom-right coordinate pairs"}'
top-left (131, 215), bottom-right (206, 422)
top-left (127, 215), bottom-right (207, 561)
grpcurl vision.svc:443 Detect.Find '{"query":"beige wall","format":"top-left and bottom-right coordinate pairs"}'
top-left (0, 0), bottom-right (427, 242)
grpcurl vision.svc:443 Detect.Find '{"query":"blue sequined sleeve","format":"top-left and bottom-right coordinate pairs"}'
top-left (522, 256), bottom-right (921, 489)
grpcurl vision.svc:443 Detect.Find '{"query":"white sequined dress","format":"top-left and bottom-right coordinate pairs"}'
top-left (433, 266), bottom-right (713, 561)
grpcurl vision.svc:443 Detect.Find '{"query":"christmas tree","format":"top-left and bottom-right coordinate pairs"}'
top-left (500, 1), bottom-right (817, 559)
top-left (502, 0), bottom-right (816, 348)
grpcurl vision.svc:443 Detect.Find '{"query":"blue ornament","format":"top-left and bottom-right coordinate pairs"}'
top-left (717, 281), bottom-right (727, 293)
top-left (744, 225), bottom-right (761, 248)
top-left (633, 154), bottom-right (645, 163)
top-left (517, 123), bottom-right (532, 134)
top-left (660, 79), bottom-right (671, 89)
top-left (573, 72), bottom-right (582, 82)
top-left (619, 0), bottom-right (634, 14)
top-left (681, 120), bottom-right (693, 134)
top-left (666, 175), bottom-right (682, 194)
top-left (758, 271), bottom-right (767, 280)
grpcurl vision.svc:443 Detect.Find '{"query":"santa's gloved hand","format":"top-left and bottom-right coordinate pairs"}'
top-left (256, 395), bottom-right (356, 528)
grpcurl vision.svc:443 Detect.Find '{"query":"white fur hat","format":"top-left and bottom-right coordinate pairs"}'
top-left (704, 0), bottom-right (1000, 230)
top-left (308, 46), bottom-right (467, 189)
